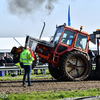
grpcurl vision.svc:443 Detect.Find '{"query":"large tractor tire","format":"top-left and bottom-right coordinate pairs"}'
top-left (48, 63), bottom-right (62, 80)
top-left (59, 51), bottom-right (91, 81)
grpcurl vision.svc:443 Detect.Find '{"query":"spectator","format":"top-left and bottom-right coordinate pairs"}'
top-left (20, 45), bottom-right (34, 87)
top-left (0, 56), bottom-right (6, 66)
top-left (40, 69), bottom-right (45, 74)
top-left (40, 63), bottom-right (46, 74)
top-left (34, 69), bottom-right (38, 75)
top-left (34, 62), bottom-right (46, 75)
top-left (3, 53), bottom-right (13, 75)
top-left (34, 69), bottom-right (46, 75)
top-left (30, 48), bottom-right (38, 75)
top-left (3, 53), bottom-right (13, 63)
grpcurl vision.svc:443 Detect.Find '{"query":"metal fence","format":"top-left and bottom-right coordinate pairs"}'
top-left (0, 52), bottom-right (49, 76)
top-left (0, 65), bottom-right (48, 71)
top-left (0, 64), bottom-right (48, 76)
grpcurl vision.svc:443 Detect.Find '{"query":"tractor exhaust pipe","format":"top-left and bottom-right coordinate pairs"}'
top-left (39, 22), bottom-right (46, 39)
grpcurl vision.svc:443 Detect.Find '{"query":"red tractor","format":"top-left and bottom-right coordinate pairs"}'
top-left (25, 23), bottom-right (92, 81)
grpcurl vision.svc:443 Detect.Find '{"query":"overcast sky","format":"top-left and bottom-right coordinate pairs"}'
top-left (0, 0), bottom-right (100, 38)
top-left (0, 0), bottom-right (100, 50)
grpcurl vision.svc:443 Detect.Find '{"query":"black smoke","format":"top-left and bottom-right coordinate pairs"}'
top-left (7, 0), bottom-right (59, 16)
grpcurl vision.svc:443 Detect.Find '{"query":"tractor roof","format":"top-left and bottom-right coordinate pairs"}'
top-left (58, 24), bottom-right (89, 36)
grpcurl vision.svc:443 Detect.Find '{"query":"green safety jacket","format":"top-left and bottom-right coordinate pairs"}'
top-left (20, 49), bottom-right (34, 65)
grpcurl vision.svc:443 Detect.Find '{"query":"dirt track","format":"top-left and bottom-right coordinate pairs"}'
top-left (0, 78), bottom-right (100, 94)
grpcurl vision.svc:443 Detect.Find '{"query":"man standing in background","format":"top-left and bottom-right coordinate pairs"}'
top-left (20, 44), bottom-right (34, 87)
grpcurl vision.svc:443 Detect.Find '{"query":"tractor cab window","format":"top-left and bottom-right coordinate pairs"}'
top-left (61, 29), bottom-right (75, 46)
top-left (75, 34), bottom-right (87, 50)
top-left (51, 27), bottom-right (64, 43)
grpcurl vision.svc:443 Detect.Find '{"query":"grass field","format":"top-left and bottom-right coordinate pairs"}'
top-left (0, 89), bottom-right (100, 100)
top-left (0, 69), bottom-right (52, 80)
top-left (0, 69), bottom-right (100, 100)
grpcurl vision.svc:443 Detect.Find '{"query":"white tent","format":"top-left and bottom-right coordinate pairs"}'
top-left (0, 36), bottom-right (97, 53)
top-left (0, 37), bottom-right (50, 53)
top-left (0, 37), bottom-right (25, 52)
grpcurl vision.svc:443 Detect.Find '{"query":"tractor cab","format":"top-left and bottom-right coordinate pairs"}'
top-left (51, 24), bottom-right (90, 56)
top-left (33, 24), bottom-right (90, 68)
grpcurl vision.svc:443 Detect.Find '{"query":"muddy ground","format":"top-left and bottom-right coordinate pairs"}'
top-left (0, 78), bottom-right (100, 94)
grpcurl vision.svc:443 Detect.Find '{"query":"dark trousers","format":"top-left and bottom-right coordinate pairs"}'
top-left (23, 65), bottom-right (32, 85)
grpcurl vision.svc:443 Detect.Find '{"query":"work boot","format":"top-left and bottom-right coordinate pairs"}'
top-left (22, 84), bottom-right (26, 87)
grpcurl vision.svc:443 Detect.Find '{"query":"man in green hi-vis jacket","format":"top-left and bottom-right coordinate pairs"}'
top-left (20, 45), bottom-right (34, 87)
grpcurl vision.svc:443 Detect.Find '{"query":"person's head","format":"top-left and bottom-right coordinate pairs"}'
top-left (6, 53), bottom-right (9, 58)
top-left (6, 53), bottom-right (9, 57)
top-left (25, 45), bottom-right (29, 50)
top-left (1, 56), bottom-right (4, 60)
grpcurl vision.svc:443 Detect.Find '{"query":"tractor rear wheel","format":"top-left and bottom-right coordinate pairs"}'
top-left (59, 51), bottom-right (91, 81)
top-left (48, 63), bottom-right (61, 80)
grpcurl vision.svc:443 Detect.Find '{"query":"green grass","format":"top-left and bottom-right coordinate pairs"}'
top-left (0, 89), bottom-right (100, 100)
top-left (0, 69), bottom-right (52, 81)
top-left (1, 70), bottom-right (100, 100)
